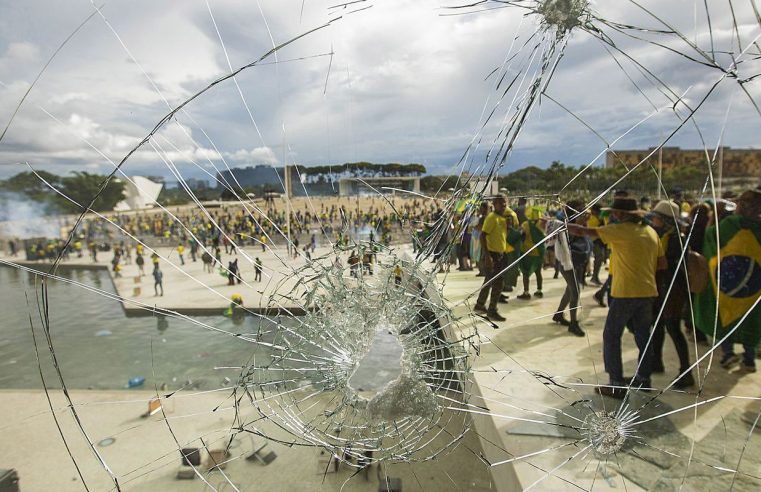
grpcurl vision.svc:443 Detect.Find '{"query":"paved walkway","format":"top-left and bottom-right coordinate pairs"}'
top-left (3, 245), bottom-right (335, 315)
top-left (2, 247), bottom-right (761, 490)
top-left (440, 265), bottom-right (761, 491)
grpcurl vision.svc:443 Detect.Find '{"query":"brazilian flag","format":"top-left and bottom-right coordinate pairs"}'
top-left (519, 220), bottom-right (546, 275)
top-left (694, 215), bottom-right (761, 346)
top-left (503, 227), bottom-right (523, 289)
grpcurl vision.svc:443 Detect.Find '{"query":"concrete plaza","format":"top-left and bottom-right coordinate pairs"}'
top-left (1, 245), bottom-right (761, 490)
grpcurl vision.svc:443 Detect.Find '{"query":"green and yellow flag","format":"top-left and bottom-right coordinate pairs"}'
top-left (519, 220), bottom-right (546, 275)
top-left (694, 215), bottom-right (761, 346)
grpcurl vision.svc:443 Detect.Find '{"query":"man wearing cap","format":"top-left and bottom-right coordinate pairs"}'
top-left (647, 200), bottom-right (693, 388)
top-left (475, 195), bottom-right (510, 322)
top-left (569, 197), bottom-right (666, 398)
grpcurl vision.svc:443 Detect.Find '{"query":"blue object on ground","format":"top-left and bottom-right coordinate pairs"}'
top-left (128, 376), bottom-right (145, 388)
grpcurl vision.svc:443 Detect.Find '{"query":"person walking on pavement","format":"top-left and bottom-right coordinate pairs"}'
top-left (569, 197), bottom-right (665, 399)
top-left (546, 201), bottom-right (586, 336)
top-left (190, 240), bottom-right (198, 262)
top-left (647, 200), bottom-right (694, 389)
top-left (153, 266), bottom-right (164, 297)
top-left (474, 195), bottom-right (510, 322)
top-left (135, 253), bottom-right (145, 276)
top-left (254, 257), bottom-right (263, 282)
top-left (177, 242), bottom-right (185, 266)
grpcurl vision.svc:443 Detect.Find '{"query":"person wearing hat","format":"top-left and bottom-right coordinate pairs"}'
top-left (647, 200), bottom-right (694, 388)
top-left (569, 197), bottom-right (666, 399)
top-left (694, 185), bottom-right (761, 373)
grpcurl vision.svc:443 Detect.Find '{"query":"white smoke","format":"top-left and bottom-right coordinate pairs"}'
top-left (0, 192), bottom-right (64, 239)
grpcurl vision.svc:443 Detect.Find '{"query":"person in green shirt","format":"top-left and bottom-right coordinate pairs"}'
top-left (516, 207), bottom-right (546, 300)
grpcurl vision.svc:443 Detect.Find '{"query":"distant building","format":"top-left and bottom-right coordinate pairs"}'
top-left (606, 146), bottom-right (761, 177)
top-left (338, 176), bottom-right (421, 196)
top-left (114, 176), bottom-right (163, 210)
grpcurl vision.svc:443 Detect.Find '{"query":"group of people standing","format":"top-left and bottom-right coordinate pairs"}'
top-left (469, 184), bottom-right (761, 398)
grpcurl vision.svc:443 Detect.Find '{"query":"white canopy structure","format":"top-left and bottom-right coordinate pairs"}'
top-left (114, 176), bottom-right (163, 211)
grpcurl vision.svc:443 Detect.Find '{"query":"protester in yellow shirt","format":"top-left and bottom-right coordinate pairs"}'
top-left (177, 243), bottom-right (185, 266)
top-left (474, 195), bottom-right (510, 322)
top-left (569, 197), bottom-right (665, 399)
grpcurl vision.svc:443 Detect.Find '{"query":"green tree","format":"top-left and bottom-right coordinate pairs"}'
top-left (421, 175), bottom-right (460, 192)
top-left (56, 172), bottom-right (126, 213)
top-left (0, 171), bottom-right (60, 201)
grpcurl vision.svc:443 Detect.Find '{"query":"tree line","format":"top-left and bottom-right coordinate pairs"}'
top-left (0, 171), bottom-right (126, 213)
top-left (420, 161), bottom-right (711, 195)
top-left (0, 160), bottom-right (710, 214)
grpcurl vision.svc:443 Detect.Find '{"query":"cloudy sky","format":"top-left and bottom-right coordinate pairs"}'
top-left (1, 0), bottom-right (760, 181)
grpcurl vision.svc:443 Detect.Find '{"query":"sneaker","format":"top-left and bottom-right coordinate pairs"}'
top-left (595, 385), bottom-right (626, 400)
top-left (673, 372), bottom-right (695, 389)
top-left (568, 322), bottom-right (585, 337)
top-left (740, 364), bottom-right (757, 374)
top-left (552, 313), bottom-right (570, 326)
top-left (593, 291), bottom-right (606, 307)
top-left (498, 294), bottom-right (510, 304)
top-left (487, 310), bottom-right (506, 322)
top-left (533, 291), bottom-right (543, 298)
top-left (517, 292), bottom-right (531, 300)
top-left (720, 354), bottom-right (741, 369)
top-left (474, 304), bottom-right (488, 313)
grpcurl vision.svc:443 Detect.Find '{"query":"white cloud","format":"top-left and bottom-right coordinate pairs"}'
top-left (1, 0), bottom-right (760, 180)
top-left (0, 42), bottom-right (40, 74)
top-left (48, 92), bottom-right (90, 105)
top-left (225, 146), bottom-right (279, 165)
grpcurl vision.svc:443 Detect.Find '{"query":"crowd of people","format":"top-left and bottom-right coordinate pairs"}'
top-left (461, 185), bottom-right (761, 397)
top-left (5, 184), bottom-right (760, 400)
top-left (8, 197), bottom-right (447, 264)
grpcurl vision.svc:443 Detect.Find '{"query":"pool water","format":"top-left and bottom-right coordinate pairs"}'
top-left (0, 265), bottom-right (399, 393)
top-left (0, 266), bottom-right (271, 391)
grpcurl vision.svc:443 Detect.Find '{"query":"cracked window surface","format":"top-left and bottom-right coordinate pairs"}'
top-left (1, 0), bottom-right (760, 490)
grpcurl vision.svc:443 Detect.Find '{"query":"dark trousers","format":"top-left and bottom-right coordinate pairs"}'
top-left (603, 297), bottom-right (654, 384)
top-left (557, 267), bottom-right (581, 322)
top-left (522, 270), bottom-right (543, 293)
top-left (596, 276), bottom-right (612, 302)
top-left (592, 241), bottom-right (606, 281)
top-left (476, 251), bottom-right (507, 310)
top-left (652, 318), bottom-right (690, 372)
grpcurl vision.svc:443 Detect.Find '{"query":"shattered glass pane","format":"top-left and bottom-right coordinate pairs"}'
top-left (1, 0), bottom-right (761, 490)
